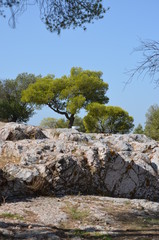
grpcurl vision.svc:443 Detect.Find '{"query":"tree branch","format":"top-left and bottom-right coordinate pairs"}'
top-left (126, 39), bottom-right (159, 87)
top-left (47, 102), bottom-right (70, 120)
top-left (0, 0), bottom-right (107, 33)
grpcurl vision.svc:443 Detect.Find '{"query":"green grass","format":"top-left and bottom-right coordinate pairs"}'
top-left (144, 217), bottom-right (159, 225)
top-left (0, 212), bottom-right (24, 220)
top-left (65, 203), bottom-right (89, 221)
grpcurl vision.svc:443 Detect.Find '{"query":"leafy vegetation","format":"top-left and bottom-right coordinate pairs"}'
top-left (0, 0), bottom-right (107, 34)
top-left (40, 117), bottom-right (68, 129)
top-left (133, 104), bottom-right (159, 141)
top-left (22, 67), bottom-right (109, 128)
top-left (83, 103), bottom-right (134, 133)
top-left (64, 203), bottom-right (89, 221)
top-left (40, 116), bottom-right (86, 132)
top-left (144, 104), bottom-right (159, 140)
top-left (0, 212), bottom-right (24, 220)
top-left (133, 124), bottom-right (144, 134)
top-left (0, 68), bottom-right (136, 134)
top-left (0, 73), bottom-right (37, 123)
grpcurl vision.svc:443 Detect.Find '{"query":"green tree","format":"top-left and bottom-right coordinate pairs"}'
top-left (73, 116), bottom-right (86, 132)
top-left (133, 124), bottom-right (144, 134)
top-left (0, 0), bottom-right (108, 34)
top-left (40, 116), bottom-right (86, 132)
top-left (22, 67), bottom-right (109, 128)
top-left (83, 103), bottom-right (134, 133)
top-left (0, 73), bottom-right (37, 122)
top-left (40, 117), bottom-right (68, 128)
top-left (144, 104), bottom-right (159, 140)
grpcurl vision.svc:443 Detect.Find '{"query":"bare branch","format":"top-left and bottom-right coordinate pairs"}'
top-left (126, 39), bottom-right (159, 87)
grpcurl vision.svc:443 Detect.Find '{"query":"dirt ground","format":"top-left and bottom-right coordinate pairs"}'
top-left (0, 195), bottom-right (159, 239)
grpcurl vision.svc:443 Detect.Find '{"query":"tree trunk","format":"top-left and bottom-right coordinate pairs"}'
top-left (68, 114), bottom-right (75, 128)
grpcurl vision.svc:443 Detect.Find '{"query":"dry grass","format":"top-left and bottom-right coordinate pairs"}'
top-left (0, 156), bottom-right (21, 169)
top-left (23, 210), bottom-right (38, 223)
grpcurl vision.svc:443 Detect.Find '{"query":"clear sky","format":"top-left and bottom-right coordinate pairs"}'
top-left (1, 0), bottom-right (159, 128)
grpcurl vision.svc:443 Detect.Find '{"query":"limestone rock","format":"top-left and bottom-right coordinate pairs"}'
top-left (0, 123), bottom-right (159, 201)
top-left (0, 122), bottom-right (47, 141)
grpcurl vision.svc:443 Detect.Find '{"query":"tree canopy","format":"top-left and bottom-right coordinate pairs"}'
top-left (83, 103), bottom-right (134, 133)
top-left (0, 0), bottom-right (107, 34)
top-left (22, 67), bottom-right (109, 128)
top-left (0, 73), bottom-right (37, 122)
top-left (144, 104), bottom-right (159, 140)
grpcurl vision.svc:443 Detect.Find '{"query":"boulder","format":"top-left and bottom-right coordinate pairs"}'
top-left (0, 122), bottom-right (47, 141)
top-left (0, 123), bottom-right (159, 201)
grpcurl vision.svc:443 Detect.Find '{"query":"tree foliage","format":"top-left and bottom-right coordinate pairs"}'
top-left (133, 124), bottom-right (144, 134)
top-left (0, 73), bottom-right (37, 122)
top-left (40, 117), bottom-right (68, 128)
top-left (0, 0), bottom-right (108, 33)
top-left (83, 103), bottom-right (134, 133)
top-left (73, 116), bottom-right (86, 132)
top-left (40, 116), bottom-right (85, 131)
top-left (144, 104), bottom-right (159, 140)
top-left (22, 67), bottom-right (109, 128)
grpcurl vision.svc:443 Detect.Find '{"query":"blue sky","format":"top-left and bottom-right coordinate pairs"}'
top-left (1, 0), bottom-right (159, 128)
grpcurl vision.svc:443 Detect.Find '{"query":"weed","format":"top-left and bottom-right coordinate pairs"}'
top-left (72, 229), bottom-right (89, 236)
top-left (0, 212), bottom-right (24, 220)
top-left (144, 217), bottom-right (159, 225)
top-left (71, 148), bottom-right (77, 153)
top-left (64, 203), bottom-right (89, 221)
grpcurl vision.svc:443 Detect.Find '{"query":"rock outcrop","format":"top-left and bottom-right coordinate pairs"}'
top-left (0, 122), bottom-right (159, 201)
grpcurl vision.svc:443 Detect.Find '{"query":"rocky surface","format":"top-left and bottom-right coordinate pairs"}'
top-left (0, 122), bottom-right (159, 201)
top-left (0, 195), bottom-right (159, 239)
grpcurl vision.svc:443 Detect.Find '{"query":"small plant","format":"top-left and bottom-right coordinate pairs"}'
top-left (144, 217), bottom-right (159, 225)
top-left (64, 203), bottom-right (89, 221)
top-left (72, 229), bottom-right (89, 237)
top-left (71, 148), bottom-right (77, 153)
top-left (0, 212), bottom-right (24, 220)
